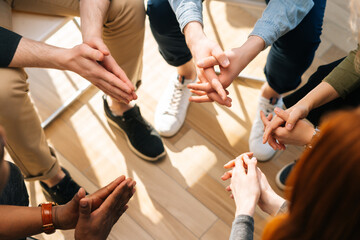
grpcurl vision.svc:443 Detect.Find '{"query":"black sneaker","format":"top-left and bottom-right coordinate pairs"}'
top-left (103, 95), bottom-right (166, 161)
top-left (275, 161), bottom-right (296, 190)
top-left (40, 167), bottom-right (83, 205)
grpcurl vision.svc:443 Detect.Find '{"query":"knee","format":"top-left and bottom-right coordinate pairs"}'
top-left (147, 0), bottom-right (177, 34)
top-left (0, 68), bottom-right (28, 114)
top-left (106, 0), bottom-right (145, 32)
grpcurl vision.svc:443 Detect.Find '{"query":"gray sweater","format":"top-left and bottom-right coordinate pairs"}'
top-left (229, 202), bottom-right (288, 240)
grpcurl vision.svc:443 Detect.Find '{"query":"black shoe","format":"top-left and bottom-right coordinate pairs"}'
top-left (103, 95), bottom-right (166, 161)
top-left (275, 161), bottom-right (296, 190)
top-left (40, 167), bottom-right (84, 205)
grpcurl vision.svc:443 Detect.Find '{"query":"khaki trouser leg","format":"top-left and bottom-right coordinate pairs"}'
top-left (0, 0), bottom-right (144, 179)
top-left (0, 1), bottom-right (60, 180)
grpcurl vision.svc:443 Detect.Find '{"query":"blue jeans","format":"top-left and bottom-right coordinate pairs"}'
top-left (147, 0), bottom-right (192, 67)
top-left (147, 0), bottom-right (326, 93)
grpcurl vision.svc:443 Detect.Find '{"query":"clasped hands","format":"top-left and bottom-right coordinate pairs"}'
top-left (221, 153), bottom-right (285, 217)
top-left (260, 105), bottom-right (315, 150)
top-left (54, 175), bottom-right (136, 240)
top-left (65, 37), bottom-right (137, 104)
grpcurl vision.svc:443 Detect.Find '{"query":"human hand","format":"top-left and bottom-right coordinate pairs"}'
top-left (261, 108), bottom-right (315, 150)
top-left (256, 167), bottom-right (285, 216)
top-left (184, 22), bottom-right (231, 106)
top-left (262, 104), bottom-right (310, 144)
top-left (55, 176), bottom-right (133, 230)
top-left (222, 153), bottom-right (260, 217)
top-left (74, 177), bottom-right (136, 240)
top-left (188, 36), bottom-right (265, 107)
top-left (188, 48), bottom-right (240, 106)
top-left (63, 42), bottom-right (136, 104)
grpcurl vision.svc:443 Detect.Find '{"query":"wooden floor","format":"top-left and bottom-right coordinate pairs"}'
top-left (8, 0), bottom-right (353, 239)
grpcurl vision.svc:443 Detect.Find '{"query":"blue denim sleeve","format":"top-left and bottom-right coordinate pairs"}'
top-left (168, 0), bottom-right (203, 33)
top-left (250, 0), bottom-right (314, 48)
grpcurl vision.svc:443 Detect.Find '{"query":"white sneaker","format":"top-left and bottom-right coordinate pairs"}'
top-left (249, 96), bottom-right (284, 161)
top-left (154, 74), bottom-right (195, 137)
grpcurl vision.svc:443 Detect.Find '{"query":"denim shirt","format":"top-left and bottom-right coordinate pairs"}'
top-left (168, 0), bottom-right (314, 48)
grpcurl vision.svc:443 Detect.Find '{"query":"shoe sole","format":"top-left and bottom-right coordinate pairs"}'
top-left (105, 114), bottom-right (166, 161)
top-left (275, 170), bottom-right (286, 191)
top-left (275, 163), bottom-right (293, 191)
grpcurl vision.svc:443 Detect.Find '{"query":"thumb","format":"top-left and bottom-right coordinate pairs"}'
top-left (79, 198), bottom-right (92, 217)
top-left (92, 39), bottom-right (110, 56)
top-left (81, 44), bottom-right (104, 62)
top-left (211, 45), bottom-right (230, 67)
top-left (274, 107), bottom-right (289, 122)
top-left (286, 109), bottom-right (303, 130)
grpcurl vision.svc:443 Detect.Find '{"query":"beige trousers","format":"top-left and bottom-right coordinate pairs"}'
top-left (0, 0), bottom-right (145, 180)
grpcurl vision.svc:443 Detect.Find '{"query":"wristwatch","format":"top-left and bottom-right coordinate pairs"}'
top-left (39, 202), bottom-right (56, 234)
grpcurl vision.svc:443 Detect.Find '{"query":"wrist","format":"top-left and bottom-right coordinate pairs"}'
top-left (184, 21), bottom-right (206, 52)
top-left (260, 189), bottom-right (285, 216)
top-left (51, 48), bottom-right (70, 71)
top-left (235, 199), bottom-right (257, 217)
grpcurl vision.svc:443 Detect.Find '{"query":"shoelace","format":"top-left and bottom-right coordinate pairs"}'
top-left (165, 81), bottom-right (184, 116)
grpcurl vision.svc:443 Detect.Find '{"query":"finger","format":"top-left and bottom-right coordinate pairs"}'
top-left (224, 153), bottom-right (253, 169)
top-left (87, 39), bottom-right (110, 56)
top-left (187, 82), bottom-right (212, 92)
top-left (234, 156), bottom-right (245, 174)
top-left (101, 56), bottom-right (135, 92)
top-left (100, 179), bottom-right (132, 211)
top-left (268, 134), bottom-right (280, 150)
top-left (92, 176), bottom-right (126, 201)
top-left (189, 95), bottom-right (214, 103)
top-left (101, 70), bottom-right (133, 95)
top-left (79, 198), bottom-right (92, 218)
top-left (96, 80), bottom-right (131, 104)
top-left (211, 45), bottom-right (230, 67)
top-left (207, 92), bottom-right (232, 107)
top-left (204, 68), bottom-right (227, 100)
top-left (221, 170), bottom-right (233, 180)
top-left (197, 56), bottom-right (219, 68)
top-left (274, 107), bottom-right (289, 122)
top-left (190, 89), bottom-right (208, 96)
top-left (283, 108), bottom-right (301, 131)
top-left (81, 44), bottom-right (104, 62)
top-left (260, 111), bottom-right (270, 128)
top-left (225, 185), bottom-right (231, 192)
top-left (262, 115), bottom-right (285, 144)
top-left (75, 188), bottom-right (86, 202)
top-left (243, 155), bottom-right (257, 176)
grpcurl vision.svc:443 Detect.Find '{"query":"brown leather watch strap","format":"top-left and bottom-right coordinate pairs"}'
top-left (40, 202), bottom-right (56, 234)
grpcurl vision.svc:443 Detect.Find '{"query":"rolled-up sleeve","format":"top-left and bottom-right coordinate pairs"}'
top-left (168, 0), bottom-right (203, 32)
top-left (323, 46), bottom-right (360, 98)
top-left (250, 0), bottom-right (314, 48)
top-left (0, 27), bottom-right (22, 67)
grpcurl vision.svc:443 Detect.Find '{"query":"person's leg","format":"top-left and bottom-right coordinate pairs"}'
top-left (249, 0), bottom-right (327, 161)
top-left (0, 1), bottom-right (62, 183)
top-left (1, 0), bottom-right (86, 205)
top-left (264, 0), bottom-right (327, 97)
top-left (100, 0), bottom-right (165, 161)
top-left (147, 0), bottom-right (196, 137)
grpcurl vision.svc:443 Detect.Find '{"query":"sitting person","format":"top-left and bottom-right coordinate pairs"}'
top-left (0, 0), bottom-right (164, 205)
top-left (0, 126), bottom-right (136, 240)
top-left (222, 108), bottom-right (360, 239)
top-left (259, 0), bottom-right (360, 187)
top-left (147, 0), bottom-right (326, 143)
